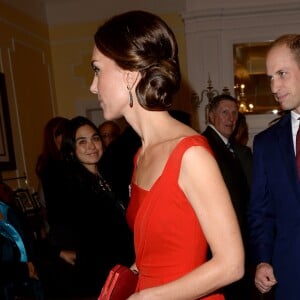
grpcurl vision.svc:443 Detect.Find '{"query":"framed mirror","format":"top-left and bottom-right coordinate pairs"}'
top-left (233, 42), bottom-right (280, 114)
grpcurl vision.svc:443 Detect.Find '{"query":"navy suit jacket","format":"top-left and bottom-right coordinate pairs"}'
top-left (248, 112), bottom-right (300, 300)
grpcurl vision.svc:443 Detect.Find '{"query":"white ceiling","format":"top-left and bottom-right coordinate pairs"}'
top-left (45, 0), bottom-right (186, 25)
top-left (3, 0), bottom-right (185, 25)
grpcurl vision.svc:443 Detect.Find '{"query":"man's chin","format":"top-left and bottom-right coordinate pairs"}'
top-left (280, 103), bottom-right (292, 111)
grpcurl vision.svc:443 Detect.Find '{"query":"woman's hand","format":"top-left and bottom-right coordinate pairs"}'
top-left (27, 261), bottom-right (39, 280)
top-left (130, 262), bottom-right (139, 275)
top-left (59, 250), bottom-right (76, 265)
top-left (127, 287), bottom-right (162, 300)
top-left (127, 289), bottom-right (150, 300)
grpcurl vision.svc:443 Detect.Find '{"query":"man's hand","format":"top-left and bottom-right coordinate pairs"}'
top-left (255, 262), bottom-right (277, 293)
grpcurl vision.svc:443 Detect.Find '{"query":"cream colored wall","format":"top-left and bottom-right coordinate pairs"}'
top-left (183, 1), bottom-right (300, 140)
top-left (48, 21), bottom-right (97, 119)
top-left (0, 1), bottom-right (56, 190)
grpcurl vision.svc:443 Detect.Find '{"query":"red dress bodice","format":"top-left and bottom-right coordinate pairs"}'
top-left (126, 135), bottom-right (224, 299)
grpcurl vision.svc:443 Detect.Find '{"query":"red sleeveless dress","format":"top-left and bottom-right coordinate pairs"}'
top-left (126, 135), bottom-right (224, 299)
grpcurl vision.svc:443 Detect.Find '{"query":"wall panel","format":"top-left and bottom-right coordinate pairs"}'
top-left (0, 1), bottom-right (55, 189)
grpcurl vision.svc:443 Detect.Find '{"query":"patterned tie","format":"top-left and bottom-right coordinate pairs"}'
top-left (296, 120), bottom-right (300, 179)
top-left (226, 142), bottom-right (235, 158)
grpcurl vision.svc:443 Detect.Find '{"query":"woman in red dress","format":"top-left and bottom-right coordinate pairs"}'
top-left (90, 10), bottom-right (244, 300)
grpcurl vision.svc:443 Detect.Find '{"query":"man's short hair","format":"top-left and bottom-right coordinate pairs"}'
top-left (207, 94), bottom-right (238, 112)
top-left (270, 34), bottom-right (300, 67)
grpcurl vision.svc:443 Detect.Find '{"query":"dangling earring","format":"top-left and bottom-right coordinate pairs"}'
top-left (128, 86), bottom-right (133, 108)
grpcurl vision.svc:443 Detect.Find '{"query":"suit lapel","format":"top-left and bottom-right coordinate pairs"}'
top-left (276, 114), bottom-right (300, 195)
top-left (203, 126), bottom-right (228, 153)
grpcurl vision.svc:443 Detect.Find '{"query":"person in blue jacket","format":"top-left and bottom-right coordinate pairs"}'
top-left (248, 34), bottom-right (300, 300)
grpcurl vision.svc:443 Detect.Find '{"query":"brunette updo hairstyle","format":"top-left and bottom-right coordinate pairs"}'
top-left (94, 10), bottom-right (181, 110)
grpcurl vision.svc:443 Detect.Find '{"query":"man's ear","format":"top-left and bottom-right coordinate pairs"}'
top-left (125, 71), bottom-right (140, 90)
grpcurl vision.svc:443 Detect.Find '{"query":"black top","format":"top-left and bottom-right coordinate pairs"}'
top-left (40, 159), bottom-right (134, 296)
top-left (99, 125), bottom-right (141, 208)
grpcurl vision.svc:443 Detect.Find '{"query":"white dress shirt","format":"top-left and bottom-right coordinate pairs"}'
top-left (291, 111), bottom-right (300, 155)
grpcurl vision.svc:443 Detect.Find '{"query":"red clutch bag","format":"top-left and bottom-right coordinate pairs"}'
top-left (98, 264), bottom-right (138, 300)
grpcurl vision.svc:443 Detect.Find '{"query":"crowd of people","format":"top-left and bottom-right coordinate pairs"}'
top-left (1, 9), bottom-right (299, 300)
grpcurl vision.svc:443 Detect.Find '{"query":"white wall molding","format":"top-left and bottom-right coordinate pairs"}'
top-left (184, 3), bottom-right (300, 22)
top-left (182, 1), bottom-right (300, 140)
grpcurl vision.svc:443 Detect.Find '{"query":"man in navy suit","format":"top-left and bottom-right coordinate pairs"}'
top-left (248, 34), bottom-right (300, 300)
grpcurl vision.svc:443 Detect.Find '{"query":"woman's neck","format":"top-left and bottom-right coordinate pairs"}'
top-left (82, 163), bottom-right (98, 175)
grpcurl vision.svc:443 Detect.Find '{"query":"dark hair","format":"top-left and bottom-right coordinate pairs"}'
top-left (270, 34), bottom-right (300, 67)
top-left (99, 121), bottom-right (121, 135)
top-left (207, 94), bottom-right (238, 112)
top-left (231, 112), bottom-right (249, 145)
top-left (61, 116), bottom-right (100, 162)
top-left (36, 116), bottom-right (69, 177)
top-left (94, 10), bottom-right (181, 111)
